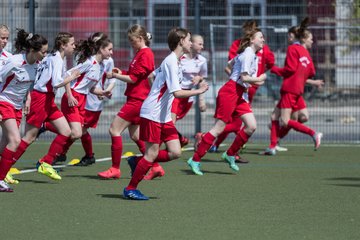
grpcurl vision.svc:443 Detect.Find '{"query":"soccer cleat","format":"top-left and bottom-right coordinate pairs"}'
top-left (208, 145), bottom-right (218, 153)
top-left (235, 154), bottom-right (249, 164)
top-left (261, 147), bottom-right (276, 156)
top-left (37, 162), bottom-right (62, 180)
top-left (180, 136), bottom-right (189, 147)
top-left (313, 132), bottom-right (323, 150)
top-left (53, 154), bottom-right (67, 165)
top-left (36, 124), bottom-right (47, 140)
top-left (74, 154), bottom-right (96, 166)
top-left (193, 132), bottom-right (203, 151)
top-left (4, 172), bottom-right (19, 184)
top-left (275, 144), bottom-right (288, 152)
top-left (0, 180), bottom-right (14, 192)
top-left (123, 188), bottom-right (149, 200)
top-left (221, 152), bottom-right (240, 171)
top-left (143, 165), bottom-right (165, 180)
top-left (187, 158), bottom-right (204, 175)
top-left (127, 156), bottom-right (138, 176)
top-left (97, 167), bottom-right (121, 179)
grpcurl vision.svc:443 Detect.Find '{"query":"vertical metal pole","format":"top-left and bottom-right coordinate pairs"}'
top-left (194, 0), bottom-right (201, 134)
top-left (28, 0), bottom-right (35, 33)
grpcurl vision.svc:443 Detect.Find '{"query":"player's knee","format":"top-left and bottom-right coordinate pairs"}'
top-left (170, 149), bottom-right (182, 160)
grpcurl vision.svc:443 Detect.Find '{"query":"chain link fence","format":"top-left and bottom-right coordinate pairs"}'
top-left (1, 0), bottom-right (359, 144)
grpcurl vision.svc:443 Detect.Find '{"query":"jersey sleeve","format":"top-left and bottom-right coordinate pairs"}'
top-left (51, 58), bottom-right (65, 87)
top-left (0, 58), bottom-right (16, 82)
top-left (128, 51), bottom-right (154, 83)
top-left (68, 60), bottom-right (92, 75)
top-left (199, 58), bottom-right (208, 78)
top-left (164, 61), bottom-right (181, 94)
top-left (263, 45), bottom-right (275, 71)
top-left (228, 39), bottom-right (241, 60)
top-left (240, 50), bottom-right (255, 75)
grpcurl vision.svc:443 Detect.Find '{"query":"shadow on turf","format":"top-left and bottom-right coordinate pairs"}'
top-left (96, 193), bottom-right (158, 200)
top-left (325, 177), bottom-right (360, 188)
top-left (20, 179), bottom-right (54, 184)
top-left (65, 174), bottom-right (131, 180)
top-left (181, 169), bottom-right (235, 175)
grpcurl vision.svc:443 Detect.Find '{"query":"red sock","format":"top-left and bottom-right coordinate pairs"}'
top-left (0, 148), bottom-right (16, 180)
top-left (126, 157), bottom-right (153, 190)
top-left (41, 135), bottom-right (71, 164)
top-left (214, 118), bottom-right (242, 147)
top-left (13, 140), bottom-right (30, 160)
top-left (227, 128), bottom-right (251, 156)
top-left (155, 150), bottom-right (170, 162)
top-left (44, 122), bottom-right (58, 134)
top-left (134, 140), bottom-right (145, 154)
top-left (81, 132), bottom-right (93, 157)
top-left (269, 120), bottom-right (280, 148)
top-left (111, 136), bottom-right (122, 169)
top-left (278, 126), bottom-right (291, 139)
top-left (193, 132), bottom-right (215, 162)
top-left (287, 119), bottom-right (315, 136)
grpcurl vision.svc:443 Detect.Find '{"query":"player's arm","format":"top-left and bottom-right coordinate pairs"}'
top-left (173, 81), bottom-right (209, 98)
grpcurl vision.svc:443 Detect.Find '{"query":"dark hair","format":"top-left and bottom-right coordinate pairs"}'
top-left (237, 27), bottom-right (262, 54)
top-left (74, 32), bottom-right (111, 63)
top-left (52, 32), bottom-right (74, 53)
top-left (14, 29), bottom-right (48, 54)
top-left (167, 27), bottom-right (190, 51)
top-left (128, 24), bottom-right (152, 47)
top-left (295, 17), bottom-right (311, 43)
top-left (288, 26), bottom-right (298, 35)
top-left (242, 20), bottom-right (258, 35)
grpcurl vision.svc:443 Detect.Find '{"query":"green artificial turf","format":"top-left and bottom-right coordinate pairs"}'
top-left (1, 142), bottom-right (360, 240)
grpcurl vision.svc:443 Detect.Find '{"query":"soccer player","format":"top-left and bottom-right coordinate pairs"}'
top-left (207, 21), bottom-right (275, 163)
top-left (0, 24), bottom-right (18, 184)
top-left (35, 32), bottom-right (113, 179)
top-left (8, 32), bottom-right (80, 182)
top-left (187, 25), bottom-right (266, 176)
top-left (79, 57), bottom-right (116, 165)
top-left (144, 34), bottom-right (208, 180)
top-left (263, 17), bottom-right (324, 155)
top-left (123, 27), bottom-right (209, 200)
top-left (0, 29), bottom-right (48, 192)
top-left (97, 24), bottom-right (155, 179)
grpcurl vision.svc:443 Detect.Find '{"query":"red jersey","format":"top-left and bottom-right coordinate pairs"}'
top-left (228, 39), bottom-right (274, 76)
top-left (271, 43), bottom-right (315, 95)
top-left (122, 47), bottom-right (154, 100)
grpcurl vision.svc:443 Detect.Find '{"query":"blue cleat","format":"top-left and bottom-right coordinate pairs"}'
top-left (187, 158), bottom-right (204, 175)
top-left (127, 156), bottom-right (138, 176)
top-left (123, 188), bottom-right (149, 200)
top-left (208, 145), bottom-right (218, 153)
top-left (221, 152), bottom-right (240, 172)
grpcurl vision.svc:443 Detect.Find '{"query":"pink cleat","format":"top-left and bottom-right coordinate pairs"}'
top-left (143, 165), bottom-right (165, 180)
top-left (97, 167), bottom-right (121, 179)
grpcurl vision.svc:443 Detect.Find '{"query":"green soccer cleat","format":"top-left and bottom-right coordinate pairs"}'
top-left (4, 172), bottom-right (19, 184)
top-left (221, 152), bottom-right (240, 172)
top-left (187, 158), bottom-right (204, 176)
top-left (37, 162), bottom-right (62, 180)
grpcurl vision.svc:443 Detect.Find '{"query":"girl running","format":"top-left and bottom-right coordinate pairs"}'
top-left (123, 27), bottom-right (208, 200)
top-left (187, 25), bottom-right (266, 176)
top-left (0, 29), bottom-right (48, 192)
top-left (97, 24), bottom-right (154, 179)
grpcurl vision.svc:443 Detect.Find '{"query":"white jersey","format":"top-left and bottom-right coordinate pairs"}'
top-left (180, 53), bottom-right (207, 90)
top-left (68, 56), bottom-right (104, 95)
top-left (229, 46), bottom-right (258, 89)
top-left (0, 53), bottom-right (38, 109)
top-left (34, 51), bottom-right (66, 94)
top-left (140, 52), bottom-right (182, 123)
top-left (0, 49), bottom-right (12, 67)
top-left (85, 57), bottom-right (115, 111)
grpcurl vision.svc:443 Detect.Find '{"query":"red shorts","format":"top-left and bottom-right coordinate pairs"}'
top-left (277, 92), bottom-right (306, 111)
top-left (214, 81), bottom-right (248, 123)
top-left (139, 117), bottom-right (179, 144)
top-left (61, 90), bottom-right (87, 124)
top-left (171, 97), bottom-right (193, 120)
top-left (232, 99), bottom-right (253, 118)
top-left (0, 101), bottom-right (22, 127)
top-left (26, 90), bottom-right (64, 128)
top-left (84, 110), bottom-right (101, 128)
top-left (117, 97), bottom-right (143, 125)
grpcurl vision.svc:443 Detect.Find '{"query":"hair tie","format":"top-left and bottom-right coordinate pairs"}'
top-left (146, 32), bottom-right (152, 40)
top-left (26, 33), bottom-right (33, 41)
